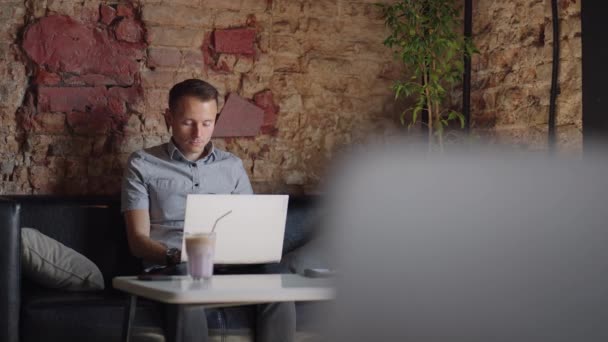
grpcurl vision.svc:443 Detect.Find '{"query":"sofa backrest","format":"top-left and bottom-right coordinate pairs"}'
top-left (7, 195), bottom-right (321, 286)
top-left (8, 196), bottom-right (139, 289)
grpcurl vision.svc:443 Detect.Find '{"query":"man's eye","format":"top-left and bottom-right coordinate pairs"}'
top-left (203, 122), bottom-right (212, 127)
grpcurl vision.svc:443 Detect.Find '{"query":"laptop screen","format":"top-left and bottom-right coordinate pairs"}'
top-left (182, 194), bottom-right (289, 264)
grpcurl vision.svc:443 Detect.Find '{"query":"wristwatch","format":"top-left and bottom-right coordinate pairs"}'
top-left (165, 248), bottom-right (181, 266)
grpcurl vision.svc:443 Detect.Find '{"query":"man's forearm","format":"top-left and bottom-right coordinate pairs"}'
top-left (125, 209), bottom-right (174, 266)
top-left (130, 235), bottom-right (170, 265)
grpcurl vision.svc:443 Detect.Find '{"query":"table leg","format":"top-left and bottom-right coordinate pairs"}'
top-left (121, 294), bottom-right (137, 342)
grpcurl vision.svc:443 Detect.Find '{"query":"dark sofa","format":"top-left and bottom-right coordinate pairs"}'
top-left (0, 195), bottom-right (324, 342)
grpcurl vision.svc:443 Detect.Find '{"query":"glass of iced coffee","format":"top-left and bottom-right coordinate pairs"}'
top-left (185, 232), bottom-right (216, 281)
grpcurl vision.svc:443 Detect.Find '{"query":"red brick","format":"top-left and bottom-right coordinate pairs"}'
top-left (214, 28), bottom-right (257, 55)
top-left (22, 15), bottom-right (143, 86)
top-left (99, 4), bottom-right (116, 25)
top-left (214, 93), bottom-right (264, 137)
top-left (114, 18), bottom-right (143, 43)
top-left (254, 89), bottom-right (279, 129)
top-left (63, 74), bottom-right (118, 86)
top-left (67, 111), bottom-right (112, 135)
top-left (116, 4), bottom-right (134, 18)
top-left (38, 86), bottom-right (107, 113)
top-left (148, 47), bottom-right (182, 68)
top-left (108, 85), bottom-right (142, 103)
top-left (35, 70), bottom-right (61, 85)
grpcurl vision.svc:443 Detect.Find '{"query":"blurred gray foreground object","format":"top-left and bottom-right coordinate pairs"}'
top-left (323, 145), bottom-right (608, 342)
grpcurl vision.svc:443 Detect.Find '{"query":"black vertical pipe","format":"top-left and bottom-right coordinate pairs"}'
top-left (463, 0), bottom-right (473, 133)
top-left (548, 0), bottom-right (560, 153)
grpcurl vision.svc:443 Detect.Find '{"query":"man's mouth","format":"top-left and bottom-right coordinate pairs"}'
top-left (189, 140), bottom-right (205, 146)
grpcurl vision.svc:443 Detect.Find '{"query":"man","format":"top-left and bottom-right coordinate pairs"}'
top-left (121, 79), bottom-right (295, 342)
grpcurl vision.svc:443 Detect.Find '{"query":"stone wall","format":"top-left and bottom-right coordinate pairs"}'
top-left (0, 0), bottom-right (583, 195)
top-left (471, 0), bottom-right (582, 152)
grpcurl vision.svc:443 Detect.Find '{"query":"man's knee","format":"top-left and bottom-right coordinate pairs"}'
top-left (259, 301), bottom-right (296, 319)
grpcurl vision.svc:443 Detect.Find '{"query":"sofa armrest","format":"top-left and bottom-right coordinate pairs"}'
top-left (0, 198), bottom-right (20, 342)
top-left (264, 237), bottom-right (332, 275)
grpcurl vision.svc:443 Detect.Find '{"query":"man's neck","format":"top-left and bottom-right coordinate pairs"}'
top-left (177, 142), bottom-right (212, 162)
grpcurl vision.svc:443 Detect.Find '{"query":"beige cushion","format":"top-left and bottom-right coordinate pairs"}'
top-left (21, 227), bottom-right (105, 291)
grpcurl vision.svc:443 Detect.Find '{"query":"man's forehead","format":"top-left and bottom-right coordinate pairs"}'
top-left (171, 96), bottom-right (218, 116)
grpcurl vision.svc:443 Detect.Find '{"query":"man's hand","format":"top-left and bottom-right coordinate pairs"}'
top-left (124, 209), bottom-right (169, 265)
top-left (165, 247), bottom-right (182, 266)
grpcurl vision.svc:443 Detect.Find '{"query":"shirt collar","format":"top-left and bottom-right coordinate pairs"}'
top-left (167, 139), bottom-right (216, 164)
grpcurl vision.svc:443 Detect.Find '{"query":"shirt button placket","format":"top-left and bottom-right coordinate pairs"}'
top-left (192, 163), bottom-right (200, 190)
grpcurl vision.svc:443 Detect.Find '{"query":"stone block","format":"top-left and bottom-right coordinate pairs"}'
top-left (272, 54), bottom-right (302, 73)
top-left (142, 5), bottom-right (211, 27)
top-left (118, 135), bottom-right (144, 153)
top-left (270, 35), bottom-right (304, 54)
top-left (124, 114), bottom-right (143, 135)
top-left (200, 0), bottom-right (243, 10)
top-left (205, 71), bottom-right (242, 95)
top-left (240, 0), bottom-right (268, 11)
top-left (241, 73), bottom-right (270, 98)
top-left (215, 54), bottom-right (237, 72)
top-left (252, 159), bottom-right (275, 181)
top-left (278, 94), bottom-right (303, 114)
top-left (148, 47), bottom-right (182, 68)
top-left (143, 113), bottom-right (168, 135)
top-left (65, 157), bottom-right (87, 179)
top-left (271, 20), bottom-right (296, 35)
top-left (144, 135), bottom-right (164, 148)
top-left (234, 57), bottom-right (254, 73)
top-left (306, 57), bottom-right (354, 75)
top-left (141, 70), bottom-right (178, 88)
top-left (214, 28), bottom-right (256, 55)
top-left (182, 49), bottom-right (203, 69)
top-left (32, 112), bottom-right (67, 134)
top-left (146, 26), bottom-right (206, 47)
top-left (214, 11), bottom-right (248, 28)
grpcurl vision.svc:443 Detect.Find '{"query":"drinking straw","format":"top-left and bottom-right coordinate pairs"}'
top-left (211, 210), bottom-right (232, 232)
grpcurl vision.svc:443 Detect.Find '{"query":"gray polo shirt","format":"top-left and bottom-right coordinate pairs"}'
top-left (121, 140), bottom-right (253, 251)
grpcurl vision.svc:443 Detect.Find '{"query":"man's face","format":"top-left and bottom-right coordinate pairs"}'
top-left (166, 96), bottom-right (218, 161)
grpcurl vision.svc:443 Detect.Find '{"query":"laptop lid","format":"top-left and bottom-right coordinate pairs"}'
top-left (182, 194), bottom-right (289, 264)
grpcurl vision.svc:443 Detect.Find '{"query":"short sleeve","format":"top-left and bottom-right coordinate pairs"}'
top-left (232, 159), bottom-right (253, 194)
top-left (121, 152), bottom-right (150, 212)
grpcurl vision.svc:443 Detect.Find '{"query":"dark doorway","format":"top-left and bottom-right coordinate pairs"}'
top-left (582, 2), bottom-right (608, 148)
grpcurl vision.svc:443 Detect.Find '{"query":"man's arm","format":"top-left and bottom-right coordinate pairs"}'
top-left (124, 209), bottom-right (169, 265)
top-left (232, 159), bottom-right (254, 194)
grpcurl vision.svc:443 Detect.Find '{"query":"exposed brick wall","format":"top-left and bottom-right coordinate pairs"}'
top-left (17, 5), bottom-right (146, 194)
top-left (0, 0), bottom-right (583, 195)
top-left (471, 0), bottom-right (582, 152)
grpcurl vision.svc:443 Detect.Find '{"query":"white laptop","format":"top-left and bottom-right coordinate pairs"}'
top-left (181, 194), bottom-right (289, 264)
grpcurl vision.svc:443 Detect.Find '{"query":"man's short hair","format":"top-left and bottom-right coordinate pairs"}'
top-left (168, 79), bottom-right (219, 113)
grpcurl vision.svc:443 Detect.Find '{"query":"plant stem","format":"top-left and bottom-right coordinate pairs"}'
top-left (423, 68), bottom-right (433, 150)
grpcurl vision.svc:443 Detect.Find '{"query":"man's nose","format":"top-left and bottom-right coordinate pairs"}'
top-left (192, 124), bottom-right (203, 137)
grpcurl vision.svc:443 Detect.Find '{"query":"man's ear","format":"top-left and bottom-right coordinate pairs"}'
top-left (163, 109), bottom-right (171, 132)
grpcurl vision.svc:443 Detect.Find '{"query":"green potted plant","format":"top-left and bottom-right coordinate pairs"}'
top-left (379, 0), bottom-right (476, 151)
